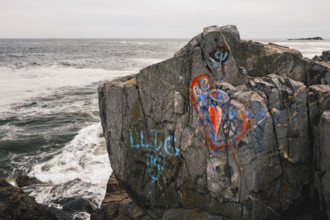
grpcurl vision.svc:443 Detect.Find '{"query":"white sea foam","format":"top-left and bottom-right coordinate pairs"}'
top-left (29, 123), bottom-right (111, 184)
top-left (0, 66), bottom-right (136, 112)
top-left (27, 123), bottom-right (111, 206)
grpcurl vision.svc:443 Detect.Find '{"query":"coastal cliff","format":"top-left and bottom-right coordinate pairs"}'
top-left (97, 25), bottom-right (330, 219)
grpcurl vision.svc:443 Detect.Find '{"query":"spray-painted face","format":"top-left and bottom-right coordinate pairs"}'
top-left (213, 47), bottom-right (230, 63)
top-left (191, 73), bottom-right (256, 153)
top-left (209, 46), bottom-right (230, 63)
top-left (209, 46), bottom-right (230, 79)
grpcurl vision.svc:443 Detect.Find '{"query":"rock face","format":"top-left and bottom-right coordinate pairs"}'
top-left (0, 179), bottom-right (57, 220)
top-left (98, 25), bottom-right (330, 219)
top-left (91, 173), bottom-right (151, 220)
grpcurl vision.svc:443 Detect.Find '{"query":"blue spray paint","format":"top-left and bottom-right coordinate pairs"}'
top-left (164, 136), bottom-right (179, 156)
top-left (130, 129), bottom-right (180, 182)
top-left (151, 129), bottom-right (163, 151)
top-left (140, 131), bottom-right (153, 148)
top-left (130, 131), bottom-right (140, 148)
top-left (216, 92), bottom-right (223, 100)
top-left (199, 93), bottom-right (207, 106)
top-left (147, 151), bottom-right (165, 183)
top-left (229, 108), bottom-right (237, 120)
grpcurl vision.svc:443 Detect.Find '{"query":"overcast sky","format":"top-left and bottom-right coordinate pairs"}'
top-left (0, 0), bottom-right (329, 39)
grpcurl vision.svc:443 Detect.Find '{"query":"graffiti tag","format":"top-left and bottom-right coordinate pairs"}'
top-left (130, 129), bottom-right (179, 182)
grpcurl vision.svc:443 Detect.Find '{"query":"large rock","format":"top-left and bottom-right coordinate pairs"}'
top-left (323, 50), bottom-right (330, 62)
top-left (98, 25), bottom-right (330, 219)
top-left (0, 179), bottom-right (57, 220)
top-left (308, 85), bottom-right (330, 219)
top-left (319, 111), bottom-right (330, 218)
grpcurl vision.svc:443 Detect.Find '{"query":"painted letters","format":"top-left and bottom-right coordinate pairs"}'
top-left (130, 129), bottom-right (180, 182)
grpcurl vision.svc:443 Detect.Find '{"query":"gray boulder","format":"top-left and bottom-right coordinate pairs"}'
top-left (308, 85), bottom-right (330, 219)
top-left (323, 50), bottom-right (330, 62)
top-left (98, 25), bottom-right (330, 219)
top-left (312, 50), bottom-right (330, 64)
top-left (319, 111), bottom-right (330, 218)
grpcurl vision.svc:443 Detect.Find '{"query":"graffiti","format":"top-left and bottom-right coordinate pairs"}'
top-left (191, 74), bottom-right (252, 152)
top-left (146, 150), bottom-right (165, 182)
top-left (130, 129), bottom-right (179, 182)
top-left (209, 46), bottom-right (230, 76)
top-left (191, 45), bottom-right (267, 153)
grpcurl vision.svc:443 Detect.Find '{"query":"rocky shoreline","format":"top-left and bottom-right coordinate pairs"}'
top-left (0, 178), bottom-right (57, 220)
top-left (0, 176), bottom-right (100, 220)
top-left (1, 26), bottom-right (330, 220)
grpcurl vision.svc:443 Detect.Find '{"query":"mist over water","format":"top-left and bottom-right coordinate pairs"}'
top-left (0, 38), bottom-right (327, 219)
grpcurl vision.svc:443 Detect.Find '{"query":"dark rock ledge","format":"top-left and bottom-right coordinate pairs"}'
top-left (96, 25), bottom-right (330, 220)
top-left (0, 178), bottom-right (58, 220)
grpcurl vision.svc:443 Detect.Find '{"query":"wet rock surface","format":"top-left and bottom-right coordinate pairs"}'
top-left (16, 175), bottom-right (43, 188)
top-left (16, 177), bottom-right (100, 220)
top-left (49, 178), bottom-right (99, 219)
top-left (98, 25), bottom-right (330, 219)
top-left (0, 179), bottom-right (57, 220)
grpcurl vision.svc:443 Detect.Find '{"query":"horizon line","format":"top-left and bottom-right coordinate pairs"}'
top-left (1, 37), bottom-right (328, 40)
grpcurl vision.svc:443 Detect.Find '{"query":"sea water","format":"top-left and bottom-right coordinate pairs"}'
top-left (0, 39), bottom-right (187, 219)
top-left (0, 38), bottom-right (329, 219)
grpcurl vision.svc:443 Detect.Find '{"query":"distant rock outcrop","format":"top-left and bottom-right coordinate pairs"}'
top-left (288, 37), bottom-right (324, 40)
top-left (0, 179), bottom-right (57, 220)
top-left (98, 25), bottom-right (330, 219)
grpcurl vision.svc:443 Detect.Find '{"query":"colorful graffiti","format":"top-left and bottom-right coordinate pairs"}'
top-left (191, 45), bottom-right (267, 153)
top-left (130, 129), bottom-right (179, 182)
top-left (191, 74), bottom-right (252, 152)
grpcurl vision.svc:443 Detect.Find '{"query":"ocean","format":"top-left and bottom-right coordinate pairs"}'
top-left (0, 38), bottom-right (329, 219)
